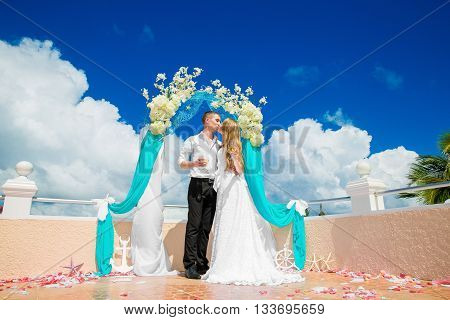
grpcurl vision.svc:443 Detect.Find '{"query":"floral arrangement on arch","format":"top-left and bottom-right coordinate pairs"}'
top-left (141, 67), bottom-right (268, 147)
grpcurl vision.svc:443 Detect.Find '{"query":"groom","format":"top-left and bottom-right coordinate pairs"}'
top-left (178, 111), bottom-right (222, 279)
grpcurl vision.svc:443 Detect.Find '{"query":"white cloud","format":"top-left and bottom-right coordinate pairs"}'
top-left (0, 38), bottom-right (420, 218)
top-left (323, 107), bottom-right (353, 126)
top-left (373, 66), bottom-right (404, 90)
top-left (139, 25), bottom-right (155, 43)
top-left (263, 119), bottom-right (419, 214)
top-left (0, 38), bottom-right (190, 216)
top-left (0, 38), bottom-right (140, 215)
top-left (284, 65), bottom-right (320, 87)
top-left (367, 146), bottom-right (420, 209)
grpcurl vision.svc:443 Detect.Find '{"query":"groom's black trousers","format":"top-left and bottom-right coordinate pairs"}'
top-left (183, 177), bottom-right (217, 271)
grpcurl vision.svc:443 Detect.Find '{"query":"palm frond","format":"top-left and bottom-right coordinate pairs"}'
top-left (407, 155), bottom-right (448, 182)
top-left (396, 139), bottom-right (449, 204)
top-left (397, 192), bottom-right (418, 199)
top-left (438, 132), bottom-right (450, 155)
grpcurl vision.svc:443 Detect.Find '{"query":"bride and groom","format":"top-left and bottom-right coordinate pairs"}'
top-left (176, 111), bottom-right (304, 285)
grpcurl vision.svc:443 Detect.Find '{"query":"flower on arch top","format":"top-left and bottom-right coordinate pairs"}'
top-left (207, 81), bottom-right (267, 147)
top-left (142, 67), bottom-right (203, 135)
top-left (141, 67), bottom-right (268, 147)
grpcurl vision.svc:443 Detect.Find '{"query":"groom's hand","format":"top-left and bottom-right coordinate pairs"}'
top-left (180, 159), bottom-right (207, 169)
top-left (193, 159), bottom-right (207, 167)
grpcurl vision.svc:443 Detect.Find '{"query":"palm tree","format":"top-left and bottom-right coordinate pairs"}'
top-left (398, 132), bottom-right (450, 204)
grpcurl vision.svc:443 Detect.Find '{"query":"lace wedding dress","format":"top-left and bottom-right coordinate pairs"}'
top-left (202, 148), bottom-right (304, 286)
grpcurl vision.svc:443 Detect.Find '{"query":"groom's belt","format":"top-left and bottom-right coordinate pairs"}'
top-left (191, 177), bottom-right (215, 184)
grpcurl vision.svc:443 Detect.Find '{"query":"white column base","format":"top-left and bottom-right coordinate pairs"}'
top-left (345, 177), bottom-right (386, 214)
top-left (1, 176), bottom-right (38, 218)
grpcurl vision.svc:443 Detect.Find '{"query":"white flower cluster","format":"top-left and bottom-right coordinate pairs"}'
top-left (141, 68), bottom-right (268, 146)
top-left (141, 67), bottom-right (203, 135)
top-left (239, 101), bottom-right (265, 147)
top-left (208, 80), bottom-right (267, 147)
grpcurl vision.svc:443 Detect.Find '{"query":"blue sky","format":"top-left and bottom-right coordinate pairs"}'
top-left (1, 0), bottom-right (449, 155)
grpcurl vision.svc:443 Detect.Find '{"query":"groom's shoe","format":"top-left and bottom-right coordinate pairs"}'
top-left (185, 266), bottom-right (201, 280)
top-left (197, 265), bottom-right (209, 275)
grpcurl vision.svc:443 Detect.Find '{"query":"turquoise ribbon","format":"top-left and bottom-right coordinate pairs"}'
top-left (242, 139), bottom-right (306, 269)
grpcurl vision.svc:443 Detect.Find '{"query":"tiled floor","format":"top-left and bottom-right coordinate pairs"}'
top-left (1, 271), bottom-right (449, 300)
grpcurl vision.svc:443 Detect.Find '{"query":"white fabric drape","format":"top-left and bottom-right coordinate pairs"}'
top-left (131, 135), bottom-right (178, 276)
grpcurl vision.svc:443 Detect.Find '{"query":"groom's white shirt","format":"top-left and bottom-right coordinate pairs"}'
top-left (178, 132), bottom-right (221, 179)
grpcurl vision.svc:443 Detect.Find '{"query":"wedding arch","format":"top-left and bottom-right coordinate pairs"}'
top-left (95, 67), bottom-right (308, 275)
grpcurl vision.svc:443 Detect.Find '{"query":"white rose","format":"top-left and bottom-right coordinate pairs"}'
top-left (230, 105), bottom-right (240, 115)
top-left (150, 106), bottom-right (165, 121)
top-left (204, 86), bottom-right (213, 94)
top-left (211, 79), bottom-right (221, 87)
top-left (250, 133), bottom-right (264, 147)
top-left (166, 100), bottom-right (176, 111)
top-left (152, 95), bottom-right (169, 108)
top-left (150, 121), bottom-right (167, 135)
top-left (241, 101), bottom-right (256, 115)
top-left (251, 109), bottom-right (263, 122)
top-left (156, 73), bottom-right (166, 82)
top-left (193, 67), bottom-right (203, 76)
top-left (224, 101), bottom-right (234, 113)
top-left (250, 123), bottom-right (263, 133)
top-left (211, 101), bottom-right (220, 109)
top-left (179, 89), bottom-right (193, 103)
top-left (241, 129), bottom-right (251, 139)
top-left (259, 96), bottom-right (267, 105)
top-left (171, 94), bottom-right (181, 107)
top-left (142, 88), bottom-right (149, 101)
top-left (238, 115), bottom-right (251, 129)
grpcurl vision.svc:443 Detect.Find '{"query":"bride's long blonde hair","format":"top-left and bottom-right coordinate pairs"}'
top-left (221, 118), bottom-right (244, 172)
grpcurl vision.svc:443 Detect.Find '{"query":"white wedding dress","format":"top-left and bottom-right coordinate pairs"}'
top-left (202, 149), bottom-right (304, 286)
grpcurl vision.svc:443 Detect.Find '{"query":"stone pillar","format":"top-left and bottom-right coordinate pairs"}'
top-left (345, 159), bottom-right (386, 214)
top-left (1, 161), bottom-right (38, 218)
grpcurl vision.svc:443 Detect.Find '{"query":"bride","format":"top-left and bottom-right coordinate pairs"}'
top-left (202, 119), bottom-right (304, 286)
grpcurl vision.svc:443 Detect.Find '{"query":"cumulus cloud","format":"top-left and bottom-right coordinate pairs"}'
top-left (367, 146), bottom-right (420, 209)
top-left (373, 66), bottom-right (404, 90)
top-left (0, 38), bottom-right (420, 218)
top-left (139, 25), bottom-right (155, 43)
top-left (0, 38), bottom-right (142, 215)
top-left (284, 65), bottom-right (320, 87)
top-left (0, 38), bottom-right (188, 216)
top-left (262, 119), bottom-right (419, 214)
top-left (323, 107), bottom-right (353, 126)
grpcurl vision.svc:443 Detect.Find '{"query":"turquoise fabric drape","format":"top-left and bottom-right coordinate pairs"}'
top-left (242, 139), bottom-right (306, 269)
top-left (95, 131), bottom-right (164, 275)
